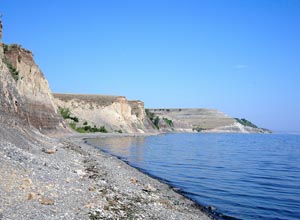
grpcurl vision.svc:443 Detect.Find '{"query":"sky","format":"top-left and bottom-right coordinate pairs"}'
top-left (1, 0), bottom-right (300, 132)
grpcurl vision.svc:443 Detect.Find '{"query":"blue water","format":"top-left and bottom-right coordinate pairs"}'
top-left (88, 133), bottom-right (300, 220)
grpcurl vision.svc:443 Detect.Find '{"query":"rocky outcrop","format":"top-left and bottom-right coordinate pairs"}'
top-left (0, 21), bottom-right (66, 132)
top-left (147, 108), bottom-right (270, 133)
top-left (53, 93), bottom-right (156, 134)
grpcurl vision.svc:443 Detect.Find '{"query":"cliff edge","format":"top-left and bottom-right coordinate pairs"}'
top-left (147, 108), bottom-right (270, 133)
top-left (53, 93), bottom-right (156, 134)
top-left (0, 21), bottom-right (67, 132)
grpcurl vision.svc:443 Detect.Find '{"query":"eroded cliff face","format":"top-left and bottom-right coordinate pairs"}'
top-left (148, 108), bottom-right (270, 133)
top-left (0, 21), bottom-right (66, 132)
top-left (53, 94), bottom-right (156, 133)
top-left (0, 52), bottom-right (24, 118)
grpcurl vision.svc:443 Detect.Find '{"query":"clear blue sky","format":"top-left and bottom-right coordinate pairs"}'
top-left (1, 0), bottom-right (300, 132)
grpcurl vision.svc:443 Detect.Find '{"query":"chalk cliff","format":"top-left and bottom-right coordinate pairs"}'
top-left (53, 93), bottom-right (156, 134)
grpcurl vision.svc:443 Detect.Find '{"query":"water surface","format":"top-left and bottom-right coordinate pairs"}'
top-left (88, 133), bottom-right (300, 220)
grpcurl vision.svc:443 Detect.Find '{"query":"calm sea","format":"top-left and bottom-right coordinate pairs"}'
top-left (88, 133), bottom-right (300, 220)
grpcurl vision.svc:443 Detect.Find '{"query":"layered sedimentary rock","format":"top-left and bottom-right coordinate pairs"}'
top-left (53, 93), bottom-right (156, 133)
top-left (148, 108), bottom-right (269, 133)
top-left (0, 21), bottom-right (66, 132)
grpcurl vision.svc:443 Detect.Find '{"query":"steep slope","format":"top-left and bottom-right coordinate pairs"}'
top-left (0, 21), bottom-right (66, 132)
top-left (53, 93), bottom-right (156, 134)
top-left (147, 108), bottom-right (270, 133)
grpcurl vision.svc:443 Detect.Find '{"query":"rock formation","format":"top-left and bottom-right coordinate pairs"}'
top-left (147, 108), bottom-right (270, 133)
top-left (0, 21), bottom-right (66, 132)
top-left (0, 20), bottom-right (269, 134)
top-left (53, 93), bottom-right (156, 133)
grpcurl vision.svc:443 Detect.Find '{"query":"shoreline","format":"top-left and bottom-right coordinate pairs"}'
top-left (82, 133), bottom-right (235, 220)
top-left (83, 136), bottom-right (223, 219)
top-left (66, 133), bottom-right (215, 219)
top-left (0, 128), bottom-right (213, 220)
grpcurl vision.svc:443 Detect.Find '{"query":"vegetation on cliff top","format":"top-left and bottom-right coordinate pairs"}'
top-left (235, 118), bottom-right (258, 128)
top-left (2, 43), bottom-right (34, 82)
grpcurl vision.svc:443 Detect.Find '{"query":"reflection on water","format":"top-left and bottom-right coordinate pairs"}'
top-left (88, 136), bottom-right (147, 164)
top-left (88, 133), bottom-right (300, 220)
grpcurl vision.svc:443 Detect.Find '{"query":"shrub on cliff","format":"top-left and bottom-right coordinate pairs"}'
top-left (145, 109), bottom-right (160, 129)
top-left (59, 107), bottom-right (71, 119)
top-left (235, 118), bottom-right (258, 128)
top-left (3, 59), bottom-right (19, 81)
top-left (163, 117), bottom-right (174, 128)
top-left (154, 116), bottom-right (160, 129)
top-left (58, 107), bottom-right (78, 122)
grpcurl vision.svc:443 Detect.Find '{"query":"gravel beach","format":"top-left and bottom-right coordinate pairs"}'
top-left (0, 121), bottom-right (212, 220)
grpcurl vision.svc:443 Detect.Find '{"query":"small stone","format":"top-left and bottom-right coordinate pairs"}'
top-left (45, 149), bottom-right (57, 154)
top-left (103, 205), bottom-right (109, 210)
top-left (130, 177), bottom-right (138, 184)
top-left (74, 169), bottom-right (86, 176)
top-left (40, 197), bottom-right (55, 205)
top-left (86, 203), bottom-right (94, 209)
top-left (23, 178), bottom-right (32, 185)
top-left (143, 184), bottom-right (156, 192)
top-left (20, 178), bottom-right (33, 189)
top-left (207, 205), bottom-right (216, 211)
top-left (89, 186), bottom-right (95, 192)
top-left (28, 192), bottom-right (35, 200)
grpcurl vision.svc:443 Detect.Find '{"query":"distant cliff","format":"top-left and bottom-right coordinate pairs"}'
top-left (0, 20), bottom-right (270, 135)
top-left (0, 21), bottom-right (66, 132)
top-left (146, 108), bottom-right (270, 134)
top-left (53, 93), bottom-right (156, 134)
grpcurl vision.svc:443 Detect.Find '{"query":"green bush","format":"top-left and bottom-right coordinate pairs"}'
top-left (154, 116), bottom-right (160, 129)
top-left (69, 123), bottom-right (108, 133)
top-left (163, 117), bottom-right (174, 127)
top-left (192, 127), bottom-right (206, 132)
top-left (70, 116), bottom-right (79, 122)
top-left (98, 126), bottom-right (108, 133)
top-left (59, 107), bottom-right (71, 119)
top-left (145, 109), bottom-right (155, 121)
top-left (145, 109), bottom-right (160, 129)
top-left (235, 118), bottom-right (258, 128)
top-left (58, 107), bottom-right (79, 123)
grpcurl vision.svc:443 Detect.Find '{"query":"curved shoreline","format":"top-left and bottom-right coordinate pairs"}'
top-left (82, 134), bottom-right (239, 220)
top-left (65, 133), bottom-right (214, 219)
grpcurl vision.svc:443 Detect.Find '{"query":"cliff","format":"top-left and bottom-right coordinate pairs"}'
top-left (0, 20), bottom-right (269, 135)
top-left (53, 93), bottom-right (156, 134)
top-left (0, 21), bottom-right (66, 132)
top-left (147, 108), bottom-right (270, 133)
